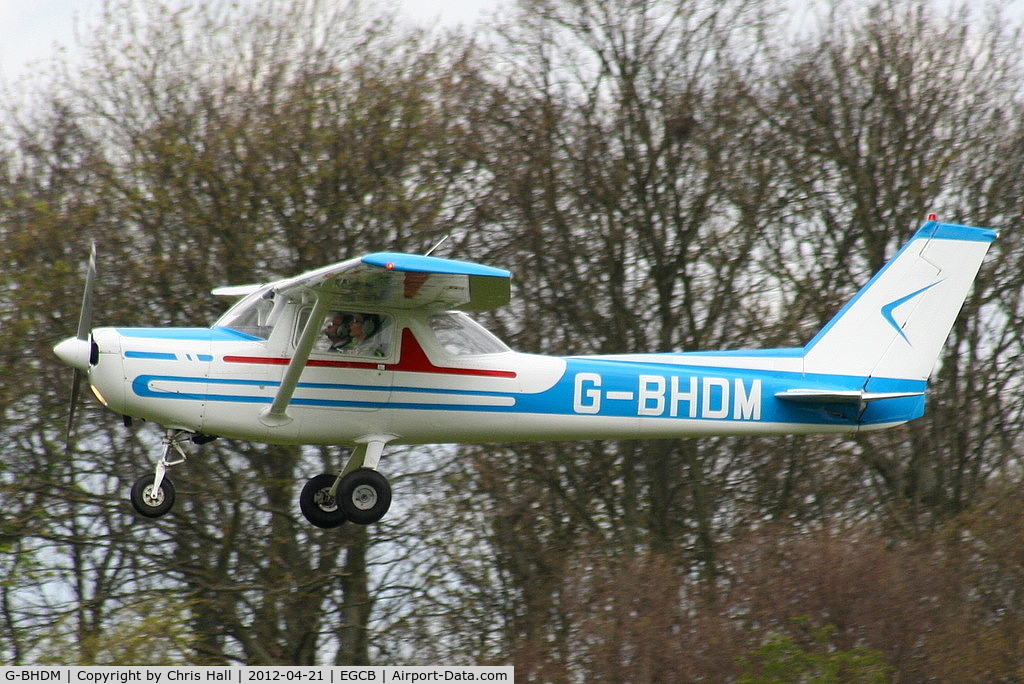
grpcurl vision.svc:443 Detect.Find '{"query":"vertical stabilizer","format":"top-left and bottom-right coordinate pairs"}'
top-left (801, 221), bottom-right (997, 383)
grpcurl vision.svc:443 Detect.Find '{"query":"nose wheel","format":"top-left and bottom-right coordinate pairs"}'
top-left (130, 474), bottom-right (176, 518)
top-left (129, 430), bottom-right (192, 518)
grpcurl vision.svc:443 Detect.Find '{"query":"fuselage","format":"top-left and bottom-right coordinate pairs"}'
top-left (82, 305), bottom-right (925, 447)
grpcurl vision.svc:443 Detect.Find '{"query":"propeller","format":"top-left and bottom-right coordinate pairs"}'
top-left (54, 243), bottom-right (97, 450)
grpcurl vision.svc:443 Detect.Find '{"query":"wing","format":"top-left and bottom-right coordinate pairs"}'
top-left (255, 252), bottom-right (511, 426)
top-left (270, 252), bottom-right (511, 311)
top-left (211, 284), bottom-right (264, 297)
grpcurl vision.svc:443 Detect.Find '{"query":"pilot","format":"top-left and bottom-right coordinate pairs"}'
top-left (339, 313), bottom-right (385, 357)
top-left (324, 312), bottom-right (351, 351)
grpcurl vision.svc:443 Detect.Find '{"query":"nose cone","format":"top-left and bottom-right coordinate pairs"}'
top-left (54, 336), bottom-right (94, 371)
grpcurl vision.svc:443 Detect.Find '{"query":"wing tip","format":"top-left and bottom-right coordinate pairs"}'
top-left (362, 252), bottom-right (510, 279)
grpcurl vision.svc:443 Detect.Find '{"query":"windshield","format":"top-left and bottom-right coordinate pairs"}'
top-left (215, 286), bottom-right (282, 340)
top-left (429, 312), bottom-right (510, 355)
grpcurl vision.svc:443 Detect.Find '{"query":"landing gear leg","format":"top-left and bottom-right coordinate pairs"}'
top-left (129, 430), bottom-right (191, 518)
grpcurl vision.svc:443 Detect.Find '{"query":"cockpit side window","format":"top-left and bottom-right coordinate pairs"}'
top-left (428, 312), bottom-right (510, 356)
top-left (302, 309), bottom-right (393, 358)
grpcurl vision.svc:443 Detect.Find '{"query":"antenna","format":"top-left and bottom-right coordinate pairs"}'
top-left (424, 235), bottom-right (450, 257)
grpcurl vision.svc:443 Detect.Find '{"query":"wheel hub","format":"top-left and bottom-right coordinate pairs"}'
top-left (351, 484), bottom-right (378, 511)
top-left (143, 485), bottom-right (164, 507)
top-left (314, 489), bottom-right (338, 512)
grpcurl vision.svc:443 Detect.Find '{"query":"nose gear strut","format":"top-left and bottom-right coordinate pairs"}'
top-left (129, 430), bottom-right (194, 518)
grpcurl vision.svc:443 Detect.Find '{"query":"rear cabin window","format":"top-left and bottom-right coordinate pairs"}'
top-left (429, 312), bottom-right (510, 356)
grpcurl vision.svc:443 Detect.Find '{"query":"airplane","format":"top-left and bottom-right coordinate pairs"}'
top-left (53, 217), bottom-right (997, 528)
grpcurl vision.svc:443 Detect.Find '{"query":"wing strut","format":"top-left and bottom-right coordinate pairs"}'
top-left (260, 293), bottom-right (331, 426)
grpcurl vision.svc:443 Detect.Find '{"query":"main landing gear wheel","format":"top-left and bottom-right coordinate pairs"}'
top-left (337, 468), bottom-right (392, 525)
top-left (300, 473), bottom-right (348, 529)
top-left (130, 474), bottom-right (176, 518)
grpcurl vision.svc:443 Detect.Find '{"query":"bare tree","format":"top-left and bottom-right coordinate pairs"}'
top-left (2, 0), bottom-right (483, 665)
top-left (746, 0), bottom-right (1024, 530)
top-left (4, 0), bottom-right (1024, 675)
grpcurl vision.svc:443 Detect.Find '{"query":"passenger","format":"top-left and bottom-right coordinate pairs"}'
top-left (324, 312), bottom-right (351, 351)
top-left (339, 313), bottom-right (385, 357)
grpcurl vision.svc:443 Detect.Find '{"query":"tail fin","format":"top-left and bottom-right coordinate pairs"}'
top-left (801, 221), bottom-right (997, 383)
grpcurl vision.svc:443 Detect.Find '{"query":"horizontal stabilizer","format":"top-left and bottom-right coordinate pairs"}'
top-left (775, 389), bottom-right (925, 404)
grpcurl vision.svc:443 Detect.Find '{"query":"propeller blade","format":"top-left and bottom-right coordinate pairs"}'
top-left (65, 369), bottom-right (83, 452)
top-left (76, 242), bottom-right (96, 341)
top-left (64, 243), bottom-right (97, 452)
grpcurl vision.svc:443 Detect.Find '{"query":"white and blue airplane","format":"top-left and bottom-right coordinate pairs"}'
top-left (54, 218), bottom-right (996, 527)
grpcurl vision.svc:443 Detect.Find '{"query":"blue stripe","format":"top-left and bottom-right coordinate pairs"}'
top-left (117, 326), bottom-right (263, 342)
top-left (929, 222), bottom-right (998, 242)
top-left (130, 361), bottom-right (926, 428)
top-left (132, 375), bottom-right (511, 406)
top-left (125, 351), bottom-right (177, 360)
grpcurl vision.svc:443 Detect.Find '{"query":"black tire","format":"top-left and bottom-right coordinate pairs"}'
top-left (130, 474), bottom-right (175, 518)
top-left (337, 468), bottom-right (392, 525)
top-left (299, 473), bottom-right (347, 529)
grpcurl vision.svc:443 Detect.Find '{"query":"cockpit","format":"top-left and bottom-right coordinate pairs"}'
top-left (216, 288), bottom-right (509, 359)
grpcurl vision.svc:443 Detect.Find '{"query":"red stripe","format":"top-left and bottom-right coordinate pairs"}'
top-left (223, 355), bottom-right (379, 370)
top-left (224, 328), bottom-right (516, 379)
top-left (223, 355), bottom-right (289, 365)
top-left (391, 328), bottom-right (517, 378)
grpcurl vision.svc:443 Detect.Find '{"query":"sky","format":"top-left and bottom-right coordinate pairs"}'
top-left (5, 0), bottom-right (1023, 81)
top-left (0, 0), bottom-right (506, 81)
